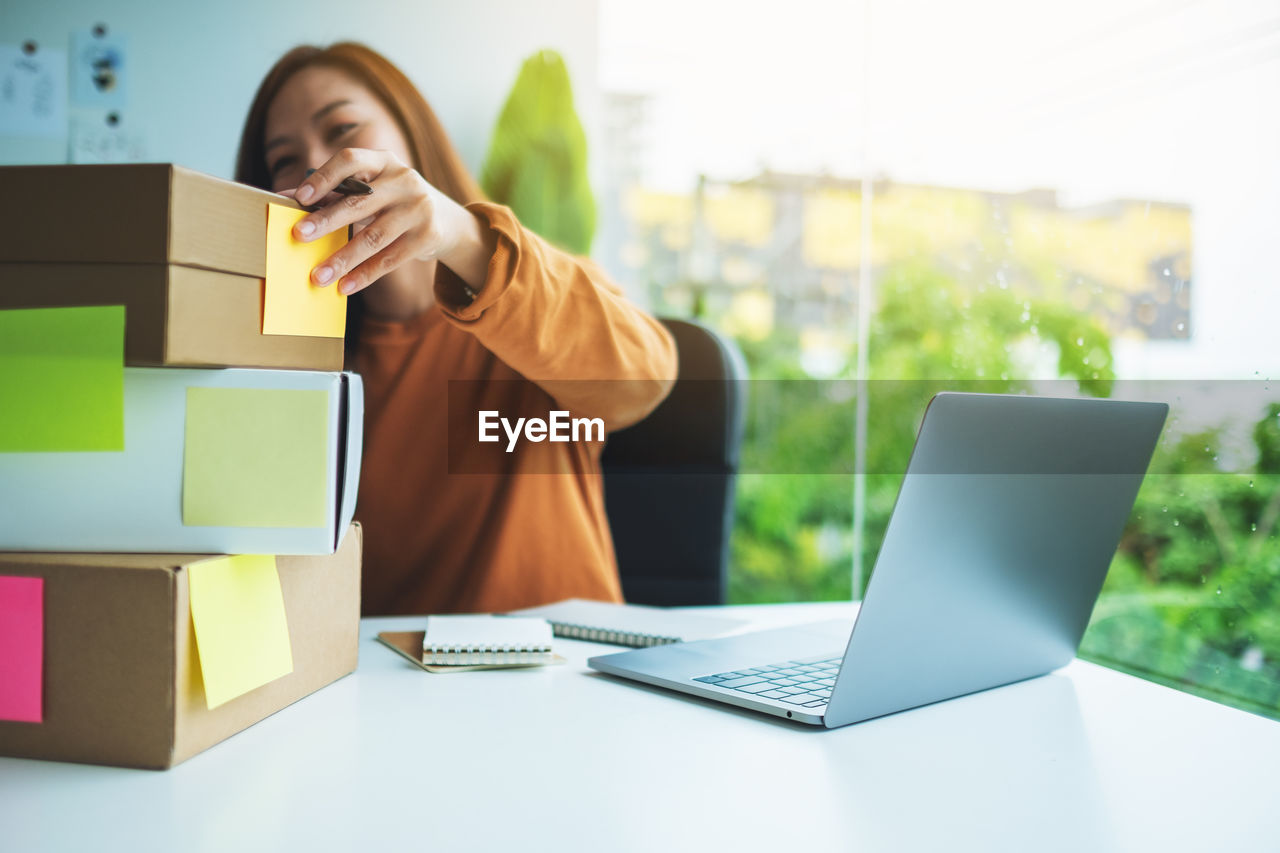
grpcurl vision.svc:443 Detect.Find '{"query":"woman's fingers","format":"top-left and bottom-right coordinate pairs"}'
top-left (285, 147), bottom-right (443, 290)
top-left (291, 149), bottom-right (389, 239)
top-left (311, 205), bottom-right (418, 289)
top-left (295, 147), bottom-right (379, 206)
top-left (294, 188), bottom-right (382, 242)
top-left (335, 233), bottom-right (416, 296)
top-left (280, 184), bottom-right (345, 232)
top-left (292, 163), bottom-right (424, 243)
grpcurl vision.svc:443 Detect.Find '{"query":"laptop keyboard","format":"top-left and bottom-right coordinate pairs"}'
top-left (693, 655), bottom-right (841, 709)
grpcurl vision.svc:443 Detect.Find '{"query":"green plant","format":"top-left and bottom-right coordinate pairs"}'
top-left (729, 260), bottom-right (1117, 602)
top-left (481, 50), bottom-right (596, 254)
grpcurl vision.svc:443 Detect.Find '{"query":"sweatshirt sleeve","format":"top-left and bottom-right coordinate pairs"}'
top-left (433, 201), bottom-right (678, 431)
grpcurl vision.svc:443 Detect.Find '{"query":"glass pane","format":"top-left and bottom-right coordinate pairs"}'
top-left (599, 0), bottom-right (1280, 719)
top-left (598, 0), bottom-right (869, 605)
top-left (861, 0), bottom-right (1280, 719)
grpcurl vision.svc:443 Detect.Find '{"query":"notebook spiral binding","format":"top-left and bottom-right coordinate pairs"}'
top-left (422, 645), bottom-right (553, 666)
top-left (550, 622), bottom-right (680, 648)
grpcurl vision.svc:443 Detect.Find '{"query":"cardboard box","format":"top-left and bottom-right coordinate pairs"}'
top-left (0, 163), bottom-right (282, 275)
top-left (0, 262), bottom-right (343, 370)
top-left (0, 368), bottom-right (363, 555)
top-left (0, 525), bottom-right (361, 770)
top-left (0, 164), bottom-right (344, 371)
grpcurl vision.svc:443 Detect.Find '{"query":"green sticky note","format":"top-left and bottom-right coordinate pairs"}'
top-left (0, 305), bottom-right (125, 452)
top-left (189, 554), bottom-right (294, 709)
top-left (183, 387), bottom-right (329, 528)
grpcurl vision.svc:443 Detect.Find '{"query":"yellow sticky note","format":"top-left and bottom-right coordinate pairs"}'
top-left (188, 554), bottom-right (293, 710)
top-left (182, 387), bottom-right (330, 529)
top-left (263, 204), bottom-right (348, 338)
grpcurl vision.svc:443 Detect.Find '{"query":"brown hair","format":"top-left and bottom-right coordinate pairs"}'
top-left (234, 43), bottom-right (486, 356)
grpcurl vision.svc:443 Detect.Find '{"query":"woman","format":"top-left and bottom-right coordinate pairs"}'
top-left (235, 43), bottom-right (676, 615)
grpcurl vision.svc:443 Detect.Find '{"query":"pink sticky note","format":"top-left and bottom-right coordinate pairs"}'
top-left (0, 576), bottom-right (43, 723)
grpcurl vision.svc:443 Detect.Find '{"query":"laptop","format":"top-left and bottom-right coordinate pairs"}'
top-left (588, 392), bottom-right (1168, 728)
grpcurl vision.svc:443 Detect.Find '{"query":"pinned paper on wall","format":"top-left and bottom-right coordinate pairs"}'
top-left (0, 305), bottom-right (125, 452)
top-left (263, 204), bottom-right (348, 338)
top-left (182, 387), bottom-right (329, 528)
top-left (69, 110), bottom-right (146, 163)
top-left (0, 575), bottom-right (43, 723)
top-left (0, 43), bottom-right (67, 139)
top-left (188, 555), bottom-right (293, 710)
top-left (70, 26), bottom-right (128, 109)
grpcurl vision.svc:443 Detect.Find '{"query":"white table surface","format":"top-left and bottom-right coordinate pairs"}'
top-left (3, 602), bottom-right (1279, 852)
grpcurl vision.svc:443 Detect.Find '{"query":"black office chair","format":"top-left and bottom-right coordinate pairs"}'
top-left (600, 318), bottom-right (747, 606)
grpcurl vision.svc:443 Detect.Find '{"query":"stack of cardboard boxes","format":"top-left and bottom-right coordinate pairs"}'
top-left (0, 164), bottom-right (365, 769)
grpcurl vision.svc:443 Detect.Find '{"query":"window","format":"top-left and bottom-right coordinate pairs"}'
top-left (599, 0), bottom-right (1280, 718)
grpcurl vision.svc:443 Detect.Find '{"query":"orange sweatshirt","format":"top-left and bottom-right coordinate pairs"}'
top-left (352, 203), bottom-right (677, 615)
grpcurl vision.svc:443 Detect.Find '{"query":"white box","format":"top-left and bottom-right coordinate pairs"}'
top-left (0, 368), bottom-right (362, 554)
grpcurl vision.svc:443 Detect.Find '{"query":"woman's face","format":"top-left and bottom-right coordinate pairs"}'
top-left (262, 65), bottom-right (413, 192)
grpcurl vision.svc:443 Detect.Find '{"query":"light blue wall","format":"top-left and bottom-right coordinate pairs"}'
top-left (0, 0), bottom-right (599, 180)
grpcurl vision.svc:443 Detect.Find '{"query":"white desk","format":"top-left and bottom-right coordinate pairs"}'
top-left (3, 602), bottom-right (1279, 852)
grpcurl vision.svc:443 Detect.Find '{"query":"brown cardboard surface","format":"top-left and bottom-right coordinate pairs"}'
top-left (0, 262), bottom-right (168, 362)
top-left (0, 524), bottom-right (361, 770)
top-left (0, 560), bottom-right (176, 768)
top-left (0, 164), bottom-right (293, 278)
top-left (171, 527), bottom-right (362, 764)
top-left (2, 262), bottom-right (344, 370)
top-left (165, 264), bottom-right (342, 369)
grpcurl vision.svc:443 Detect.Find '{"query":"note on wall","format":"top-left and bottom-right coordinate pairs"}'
top-left (0, 305), bottom-right (125, 452)
top-left (182, 387), bottom-right (329, 528)
top-left (0, 44), bottom-right (67, 138)
top-left (188, 555), bottom-right (293, 710)
top-left (69, 110), bottom-right (147, 163)
top-left (70, 27), bottom-right (128, 109)
top-left (0, 575), bottom-right (43, 723)
top-left (263, 204), bottom-right (348, 338)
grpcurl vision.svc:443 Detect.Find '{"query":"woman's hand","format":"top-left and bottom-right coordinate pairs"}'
top-left (285, 148), bottom-right (494, 296)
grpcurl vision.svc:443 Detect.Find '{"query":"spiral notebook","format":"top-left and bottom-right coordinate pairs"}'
top-left (506, 599), bottom-right (746, 648)
top-left (421, 615), bottom-right (554, 665)
top-left (376, 629), bottom-right (566, 673)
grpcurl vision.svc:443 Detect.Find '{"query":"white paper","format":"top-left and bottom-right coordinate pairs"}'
top-left (69, 110), bottom-right (147, 163)
top-left (423, 615), bottom-right (553, 652)
top-left (0, 45), bottom-right (67, 138)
